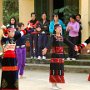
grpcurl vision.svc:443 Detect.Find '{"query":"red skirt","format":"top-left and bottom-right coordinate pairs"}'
top-left (49, 58), bottom-right (65, 83)
top-left (1, 50), bottom-right (18, 90)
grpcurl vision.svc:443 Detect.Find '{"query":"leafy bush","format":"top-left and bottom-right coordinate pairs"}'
top-left (3, 0), bottom-right (19, 25)
top-left (54, 6), bottom-right (79, 24)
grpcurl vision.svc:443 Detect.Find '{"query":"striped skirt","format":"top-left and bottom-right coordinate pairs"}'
top-left (49, 58), bottom-right (65, 83)
top-left (1, 51), bottom-right (18, 90)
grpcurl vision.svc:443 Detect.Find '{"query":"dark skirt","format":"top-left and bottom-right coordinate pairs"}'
top-left (49, 58), bottom-right (65, 83)
top-left (1, 51), bottom-right (18, 90)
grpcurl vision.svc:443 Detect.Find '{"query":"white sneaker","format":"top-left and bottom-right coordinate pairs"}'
top-left (77, 53), bottom-right (80, 55)
top-left (71, 58), bottom-right (76, 61)
top-left (37, 56), bottom-right (41, 60)
top-left (66, 57), bottom-right (71, 60)
top-left (34, 56), bottom-right (37, 59)
top-left (42, 56), bottom-right (46, 60)
top-left (30, 56), bottom-right (33, 59)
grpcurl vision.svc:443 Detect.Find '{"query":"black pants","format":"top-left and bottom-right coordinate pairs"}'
top-left (30, 34), bottom-right (38, 57)
top-left (77, 31), bottom-right (82, 44)
top-left (38, 34), bottom-right (48, 56)
top-left (68, 36), bottom-right (78, 58)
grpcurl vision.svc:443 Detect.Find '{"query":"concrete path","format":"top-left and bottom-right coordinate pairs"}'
top-left (0, 70), bottom-right (90, 90)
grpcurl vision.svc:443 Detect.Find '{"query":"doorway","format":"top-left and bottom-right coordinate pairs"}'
top-left (53, 0), bottom-right (64, 20)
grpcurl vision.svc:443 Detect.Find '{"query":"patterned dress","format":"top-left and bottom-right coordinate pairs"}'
top-left (77, 37), bottom-right (90, 81)
top-left (0, 31), bottom-right (26, 90)
top-left (48, 35), bottom-right (74, 83)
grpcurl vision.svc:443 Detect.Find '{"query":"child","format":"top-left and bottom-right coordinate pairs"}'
top-left (16, 22), bottom-right (26, 78)
top-left (42, 24), bottom-right (75, 89)
top-left (0, 25), bottom-right (26, 90)
top-left (75, 37), bottom-right (90, 81)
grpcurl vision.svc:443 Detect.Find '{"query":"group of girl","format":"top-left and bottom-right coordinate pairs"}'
top-left (0, 12), bottom-right (90, 90)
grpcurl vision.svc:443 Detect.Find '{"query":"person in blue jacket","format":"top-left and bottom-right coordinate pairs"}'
top-left (49, 13), bottom-right (66, 34)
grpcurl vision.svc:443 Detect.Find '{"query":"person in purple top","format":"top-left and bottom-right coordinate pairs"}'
top-left (66, 15), bottom-right (80, 60)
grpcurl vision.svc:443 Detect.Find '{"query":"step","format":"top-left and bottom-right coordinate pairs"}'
top-left (26, 58), bottom-right (90, 66)
top-left (25, 64), bottom-right (90, 73)
top-left (26, 53), bottom-right (90, 59)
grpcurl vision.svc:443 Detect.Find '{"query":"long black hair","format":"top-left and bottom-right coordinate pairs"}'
top-left (10, 17), bottom-right (17, 28)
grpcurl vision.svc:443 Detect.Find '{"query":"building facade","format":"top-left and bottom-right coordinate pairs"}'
top-left (0, 0), bottom-right (90, 42)
top-left (0, 0), bottom-right (3, 24)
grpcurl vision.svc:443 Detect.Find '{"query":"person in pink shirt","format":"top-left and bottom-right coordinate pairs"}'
top-left (66, 15), bottom-right (80, 60)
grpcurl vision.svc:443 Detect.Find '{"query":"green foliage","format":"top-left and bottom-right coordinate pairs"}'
top-left (3, 0), bottom-right (19, 25)
top-left (54, 6), bottom-right (79, 24)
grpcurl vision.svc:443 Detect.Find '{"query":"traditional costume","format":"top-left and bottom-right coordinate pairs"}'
top-left (77, 37), bottom-right (90, 81)
top-left (46, 34), bottom-right (74, 83)
top-left (0, 27), bottom-right (26, 90)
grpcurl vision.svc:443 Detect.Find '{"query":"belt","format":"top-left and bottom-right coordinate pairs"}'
top-left (51, 53), bottom-right (65, 58)
top-left (2, 66), bottom-right (18, 71)
top-left (16, 45), bottom-right (25, 48)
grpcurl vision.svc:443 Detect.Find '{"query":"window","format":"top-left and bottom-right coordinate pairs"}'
top-left (34, 0), bottom-right (49, 20)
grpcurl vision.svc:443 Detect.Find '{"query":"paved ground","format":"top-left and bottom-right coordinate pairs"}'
top-left (0, 69), bottom-right (90, 90)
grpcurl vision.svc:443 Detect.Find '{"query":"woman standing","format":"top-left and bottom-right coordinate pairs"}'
top-left (42, 24), bottom-right (74, 89)
top-left (75, 37), bottom-right (90, 81)
top-left (66, 15), bottom-right (80, 60)
top-left (37, 12), bottom-right (50, 60)
top-left (0, 26), bottom-right (26, 90)
top-left (7, 17), bottom-right (17, 29)
top-left (49, 13), bottom-right (66, 34)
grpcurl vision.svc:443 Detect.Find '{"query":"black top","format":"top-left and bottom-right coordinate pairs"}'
top-left (84, 37), bottom-right (90, 45)
top-left (39, 19), bottom-right (50, 34)
top-left (46, 35), bottom-right (75, 58)
top-left (47, 35), bottom-right (74, 48)
top-left (16, 31), bottom-right (26, 46)
top-left (1, 31), bottom-right (23, 45)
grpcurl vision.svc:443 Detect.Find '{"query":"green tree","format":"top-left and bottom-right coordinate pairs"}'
top-left (3, 0), bottom-right (19, 25)
top-left (54, 6), bottom-right (79, 24)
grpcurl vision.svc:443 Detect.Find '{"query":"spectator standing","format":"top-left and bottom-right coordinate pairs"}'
top-left (7, 17), bottom-right (17, 29)
top-left (37, 12), bottom-right (50, 60)
top-left (76, 14), bottom-right (82, 45)
top-left (49, 13), bottom-right (66, 34)
top-left (27, 12), bottom-right (39, 59)
top-left (66, 15), bottom-right (80, 60)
